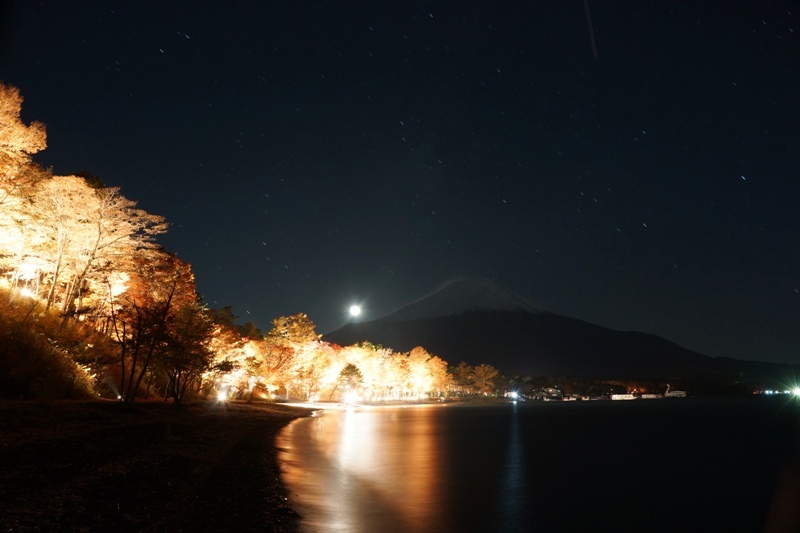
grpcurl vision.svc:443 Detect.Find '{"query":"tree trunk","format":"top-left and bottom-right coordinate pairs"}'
top-left (64, 223), bottom-right (102, 316)
top-left (60, 276), bottom-right (75, 314)
top-left (164, 376), bottom-right (172, 401)
top-left (127, 284), bottom-right (176, 404)
top-left (44, 235), bottom-right (66, 312)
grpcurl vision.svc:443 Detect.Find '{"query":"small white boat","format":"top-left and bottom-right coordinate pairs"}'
top-left (640, 393), bottom-right (663, 399)
top-left (664, 384), bottom-right (687, 398)
top-left (611, 393), bottom-right (637, 400)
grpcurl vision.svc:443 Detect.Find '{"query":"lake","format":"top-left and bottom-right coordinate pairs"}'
top-left (276, 397), bottom-right (799, 532)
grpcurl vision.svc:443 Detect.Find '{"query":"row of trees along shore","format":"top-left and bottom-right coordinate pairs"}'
top-left (1, 82), bottom-right (510, 404)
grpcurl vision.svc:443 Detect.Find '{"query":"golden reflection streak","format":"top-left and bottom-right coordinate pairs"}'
top-left (278, 406), bottom-right (443, 532)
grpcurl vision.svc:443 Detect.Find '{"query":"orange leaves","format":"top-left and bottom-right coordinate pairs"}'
top-left (0, 83), bottom-right (47, 206)
top-left (0, 83), bottom-right (47, 163)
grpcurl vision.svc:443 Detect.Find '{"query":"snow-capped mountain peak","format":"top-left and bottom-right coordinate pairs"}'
top-left (384, 279), bottom-right (546, 321)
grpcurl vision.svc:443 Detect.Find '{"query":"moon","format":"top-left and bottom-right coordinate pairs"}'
top-left (349, 304), bottom-right (362, 317)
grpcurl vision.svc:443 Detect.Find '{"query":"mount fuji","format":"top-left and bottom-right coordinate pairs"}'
top-left (381, 279), bottom-right (547, 321)
top-left (324, 279), bottom-right (780, 380)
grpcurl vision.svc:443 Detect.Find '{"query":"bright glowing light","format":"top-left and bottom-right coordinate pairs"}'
top-left (344, 391), bottom-right (359, 404)
top-left (107, 271), bottom-right (130, 299)
top-left (349, 304), bottom-right (362, 317)
top-left (16, 262), bottom-right (39, 281)
top-left (793, 388), bottom-right (800, 397)
top-left (19, 287), bottom-right (35, 298)
top-left (509, 391), bottom-right (519, 399)
top-left (217, 389), bottom-right (228, 401)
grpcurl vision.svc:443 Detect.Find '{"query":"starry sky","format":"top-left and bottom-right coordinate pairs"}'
top-left (1, 1), bottom-right (798, 364)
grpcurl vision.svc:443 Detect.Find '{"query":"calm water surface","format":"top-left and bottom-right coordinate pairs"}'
top-left (276, 398), bottom-right (798, 533)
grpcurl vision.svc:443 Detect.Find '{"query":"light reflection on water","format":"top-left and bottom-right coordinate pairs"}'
top-left (277, 405), bottom-right (444, 532)
top-left (276, 399), bottom-right (795, 533)
top-left (497, 402), bottom-right (524, 530)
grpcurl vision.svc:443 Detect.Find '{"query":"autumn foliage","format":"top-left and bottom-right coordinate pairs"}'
top-left (0, 82), bottom-right (503, 403)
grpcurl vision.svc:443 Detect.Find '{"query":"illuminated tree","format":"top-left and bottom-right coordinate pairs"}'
top-left (252, 337), bottom-right (294, 395)
top-left (388, 353), bottom-right (412, 398)
top-left (255, 313), bottom-right (326, 399)
top-left (0, 203), bottom-right (49, 297)
top-left (237, 320), bottom-right (263, 339)
top-left (26, 175), bottom-right (94, 309)
top-left (157, 299), bottom-right (215, 404)
top-left (337, 363), bottom-right (364, 393)
top-left (0, 83), bottom-right (47, 205)
top-left (424, 354), bottom-right (450, 396)
top-left (471, 363), bottom-right (499, 394)
top-left (108, 251), bottom-right (196, 404)
top-left (0, 82), bottom-right (50, 292)
top-left (392, 347), bottom-right (451, 399)
top-left (289, 341), bottom-right (335, 400)
top-left (412, 347), bottom-right (435, 393)
top-left (206, 307), bottom-right (248, 371)
top-left (269, 313), bottom-right (320, 344)
top-left (0, 171), bottom-right (167, 317)
top-left (449, 361), bottom-right (474, 395)
top-left (343, 343), bottom-right (394, 400)
top-left (0, 168), bottom-right (49, 291)
top-left (59, 185), bottom-right (167, 316)
top-left (202, 313), bottom-right (323, 401)
top-left (203, 340), bottom-right (250, 400)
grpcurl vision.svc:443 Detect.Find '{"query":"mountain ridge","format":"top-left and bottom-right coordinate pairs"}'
top-left (324, 279), bottom-right (790, 381)
top-left (382, 279), bottom-right (548, 321)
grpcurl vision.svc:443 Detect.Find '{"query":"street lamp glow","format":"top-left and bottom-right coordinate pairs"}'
top-left (349, 304), bottom-right (362, 317)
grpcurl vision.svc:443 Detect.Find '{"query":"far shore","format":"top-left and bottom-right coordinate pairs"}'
top-left (281, 395), bottom-right (522, 411)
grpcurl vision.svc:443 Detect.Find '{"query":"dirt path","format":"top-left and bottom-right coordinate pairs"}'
top-left (0, 400), bottom-right (311, 532)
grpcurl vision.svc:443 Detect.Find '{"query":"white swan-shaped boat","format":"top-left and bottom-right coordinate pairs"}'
top-left (664, 384), bottom-right (687, 398)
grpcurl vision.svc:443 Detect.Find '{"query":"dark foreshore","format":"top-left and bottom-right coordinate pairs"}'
top-left (0, 400), bottom-right (312, 532)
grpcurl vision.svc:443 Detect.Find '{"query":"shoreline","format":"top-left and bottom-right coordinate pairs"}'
top-left (4, 396), bottom-right (724, 530)
top-left (0, 399), bottom-right (313, 532)
top-left (0, 397), bottom-right (506, 530)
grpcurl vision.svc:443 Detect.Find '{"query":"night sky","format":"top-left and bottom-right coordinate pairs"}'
top-left (2, 1), bottom-right (798, 364)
